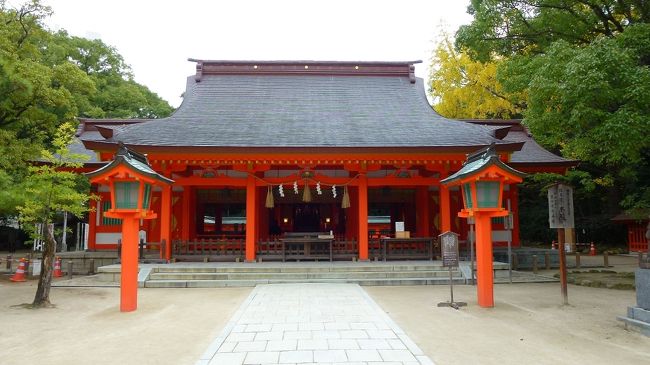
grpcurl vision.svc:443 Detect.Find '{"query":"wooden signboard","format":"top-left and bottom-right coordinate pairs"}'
top-left (440, 231), bottom-right (460, 267)
top-left (548, 184), bottom-right (575, 229)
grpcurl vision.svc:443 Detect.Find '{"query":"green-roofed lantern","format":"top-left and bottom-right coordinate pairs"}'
top-left (85, 143), bottom-right (173, 313)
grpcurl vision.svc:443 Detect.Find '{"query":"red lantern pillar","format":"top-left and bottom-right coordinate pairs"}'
top-left (119, 216), bottom-right (141, 312)
top-left (474, 214), bottom-right (494, 307)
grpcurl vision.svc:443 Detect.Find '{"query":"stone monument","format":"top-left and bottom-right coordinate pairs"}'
top-left (617, 220), bottom-right (650, 336)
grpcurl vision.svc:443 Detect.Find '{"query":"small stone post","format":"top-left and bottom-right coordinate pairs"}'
top-left (604, 252), bottom-right (609, 268)
top-left (532, 255), bottom-right (538, 274)
top-left (6, 255), bottom-right (11, 270)
top-left (88, 258), bottom-right (95, 275)
top-left (67, 260), bottom-right (73, 279)
top-left (545, 252), bottom-right (550, 270)
top-left (575, 252), bottom-right (581, 269)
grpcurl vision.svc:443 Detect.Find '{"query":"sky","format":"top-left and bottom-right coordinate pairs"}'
top-left (40, 0), bottom-right (472, 107)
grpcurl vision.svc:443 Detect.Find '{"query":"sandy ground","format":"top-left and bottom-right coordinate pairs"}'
top-left (0, 279), bottom-right (251, 365)
top-left (1, 255), bottom-right (648, 365)
top-left (366, 283), bottom-right (649, 365)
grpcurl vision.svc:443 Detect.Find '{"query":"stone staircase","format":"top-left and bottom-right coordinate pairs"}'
top-left (115, 261), bottom-right (466, 288)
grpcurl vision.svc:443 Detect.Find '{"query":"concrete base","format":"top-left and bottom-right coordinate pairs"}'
top-left (618, 306), bottom-right (650, 336)
top-left (636, 268), bottom-right (650, 309)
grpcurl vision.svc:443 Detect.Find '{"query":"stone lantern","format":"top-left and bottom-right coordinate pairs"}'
top-left (441, 144), bottom-right (525, 307)
top-left (86, 144), bottom-right (173, 312)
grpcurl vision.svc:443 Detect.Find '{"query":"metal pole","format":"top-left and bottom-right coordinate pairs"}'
top-left (558, 228), bottom-right (568, 305)
top-left (76, 222), bottom-right (81, 251)
top-left (449, 266), bottom-right (454, 303)
top-left (507, 231), bottom-right (512, 284)
top-left (62, 211), bottom-right (68, 252)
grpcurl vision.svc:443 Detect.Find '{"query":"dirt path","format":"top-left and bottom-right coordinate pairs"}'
top-left (0, 279), bottom-right (251, 365)
top-left (366, 283), bottom-right (649, 365)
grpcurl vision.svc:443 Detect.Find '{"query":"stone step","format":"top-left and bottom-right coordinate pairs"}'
top-left (148, 270), bottom-right (462, 281)
top-left (153, 263), bottom-right (446, 274)
top-left (144, 277), bottom-right (466, 288)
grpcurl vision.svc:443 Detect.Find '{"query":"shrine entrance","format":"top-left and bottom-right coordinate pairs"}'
top-left (292, 204), bottom-right (321, 232)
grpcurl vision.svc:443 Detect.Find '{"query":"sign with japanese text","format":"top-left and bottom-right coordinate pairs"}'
top-left (548, 184), bottom-right (575, 229)
top-left (440, 231), bottom-right (460, 267)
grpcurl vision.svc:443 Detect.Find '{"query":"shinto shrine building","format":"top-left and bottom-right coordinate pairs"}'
top-left (76, 60), bottom-right (574, 262)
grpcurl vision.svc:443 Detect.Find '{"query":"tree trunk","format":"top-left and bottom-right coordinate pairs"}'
top-left (32, 224), bottom-right (56, 307)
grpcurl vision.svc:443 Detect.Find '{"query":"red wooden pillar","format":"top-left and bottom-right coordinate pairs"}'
top-left (440, 185), bottom-right (451, 233)
top-left (416, 186), bottom-right (430, 237)
top-left (358, 175), bottom-right (369, 261)
top-left (475, 214), bottom-right (494, 307)
top-left (161, 185), bottom-right (172, 261)
top-left (181, 187), bottom-right (191, 241)
top-left (245, 175), bottom-right (257, 262)
top-left (120, 217), bottom-right (140, 312)
top-left (88, 185), bottom-right (98, 250)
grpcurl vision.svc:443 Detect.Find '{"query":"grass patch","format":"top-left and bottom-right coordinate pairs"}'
top-left (553, 270), bottom-right (636, 290)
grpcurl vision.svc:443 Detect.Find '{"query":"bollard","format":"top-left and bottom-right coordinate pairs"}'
top-left (67, 260), bottom-right (73, 279)
top-left (203, 256), bottom-right (208, 263)
top-left (139, 239), bottom-right (145, 260)
top-left (639, 252), bottom-right (644, 267)
top-left (575, 252), bottom-right (581, 269)
top-left (88, 258), bottom-right (95, 275)
top-left (603, 252), bottom-right (609, 268)
top-left (512, 253), bottom-right (518, 271)
top-left (6, 255), bottom-right (11, 270)
top-left (24, 258), bottom-right (30, 275)
top-left (545, 252), bottom-right (550, 270)
top-left (532, 255), bottom-right (538, 274)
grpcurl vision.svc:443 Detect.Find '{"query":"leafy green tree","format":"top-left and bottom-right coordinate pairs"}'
top-left (0, 0), bottom-right (173, 220)
top-left (18, 122), bottom-right (93, 307)
top-left (457, 0), bottom-right (650, 61)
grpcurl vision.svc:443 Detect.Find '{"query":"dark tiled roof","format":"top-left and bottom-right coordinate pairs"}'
top-left (101, 71), bottom-right (511, 149)
top-left (462, 119), bottom-right (576, 166)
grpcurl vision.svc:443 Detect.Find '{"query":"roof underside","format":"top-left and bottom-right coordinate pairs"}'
top-left (96, 61), bottom-right (514, 149)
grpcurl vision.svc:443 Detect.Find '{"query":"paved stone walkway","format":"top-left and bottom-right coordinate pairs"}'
top-left (196, 283), bottom-right (435, 365)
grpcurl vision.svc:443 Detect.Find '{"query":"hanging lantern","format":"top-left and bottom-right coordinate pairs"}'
top-left (265, 186), bottom-right (274, 208)
top-left (302, 179), bottom-right (312, 202)
top-left (341, 186), bottom-right (351, 209)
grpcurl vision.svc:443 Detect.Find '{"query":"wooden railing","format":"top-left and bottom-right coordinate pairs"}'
top-left (172, 238), bottom-right (244, 261)
top-left (172, 236), bottom-right (440, 262)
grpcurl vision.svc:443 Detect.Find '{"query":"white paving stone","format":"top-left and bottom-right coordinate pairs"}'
top-left (346, 349), bottom-right (383, 362)
top-left (379, 349), bottom-right (418, 362)
top-left (266, 339), bottom-right (297, 351)
top-left (195, 283), bottom-right (435, 365)
top-left (297, 339), bottom-right (329, 350)
top-left (278, 350), bottom-right (313, 363)
top-left (243, 351), bottom-right (280, 364)
top-left (233, 340), bottom-right (267, 352)
top-left (313, 349), bottom-right (348, 362)
top-left (327, 338), bottom-right (360, 350)
top-left (207, 352), bottom-right (246, 365)
top-left (357, 339), bottom-right (392, 350)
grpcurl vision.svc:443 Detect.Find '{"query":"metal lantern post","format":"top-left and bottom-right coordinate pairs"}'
top-left (441, 144), bottom-right (525, 308)
top-left (85, 144), bottom-right (173, 312)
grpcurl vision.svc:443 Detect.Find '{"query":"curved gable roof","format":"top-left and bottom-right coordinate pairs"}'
top-left (91, 60), bottom-right (520, 151)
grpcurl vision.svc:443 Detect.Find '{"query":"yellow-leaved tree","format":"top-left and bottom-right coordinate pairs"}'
top-left (428, 34), bottom-right (523, 119)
